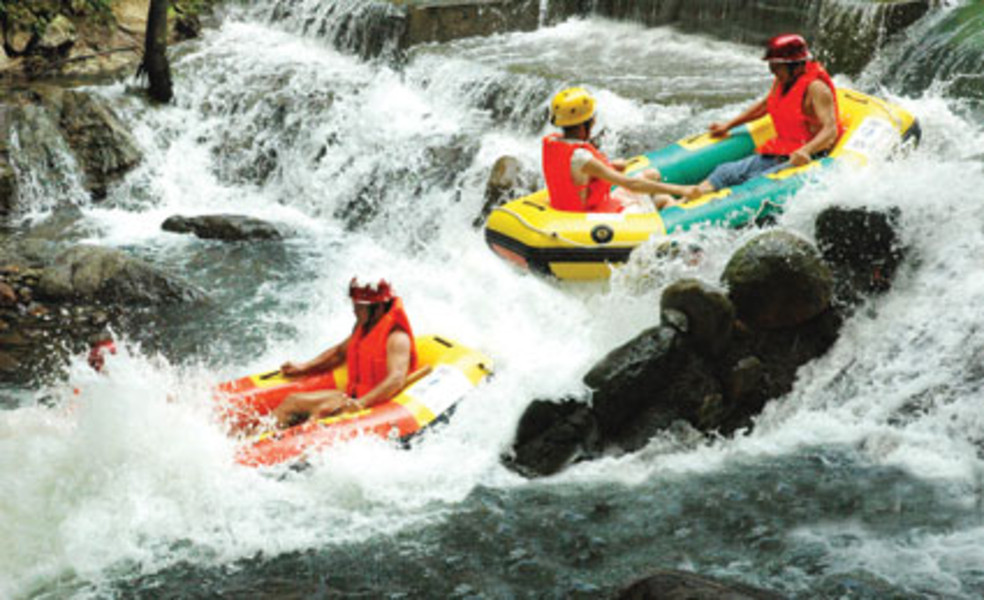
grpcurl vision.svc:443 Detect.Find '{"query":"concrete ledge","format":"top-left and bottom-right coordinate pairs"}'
top-left (377, 0), bottom-right (932, 76)
top-left (400, 0), bottom-right (540, 46)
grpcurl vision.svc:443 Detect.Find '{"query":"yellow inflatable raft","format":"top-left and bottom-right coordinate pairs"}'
top-left (485, 88), bottom-right (919, 280)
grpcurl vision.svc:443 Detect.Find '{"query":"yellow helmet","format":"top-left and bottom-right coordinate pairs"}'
top-left (550, 87), bottom-right (595, 127)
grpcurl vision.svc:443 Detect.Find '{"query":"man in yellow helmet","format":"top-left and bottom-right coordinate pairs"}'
top-left (543, 87), bottom-right (696, 213)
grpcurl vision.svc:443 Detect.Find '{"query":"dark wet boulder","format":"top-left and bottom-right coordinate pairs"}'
top-left (37, 245), bottom-right (204, 305)
top-left (584, 325), bottom-right (687, 440)
top-left (508, 228), bottom-right (847, 477)
top-left (474, 155), bottom-right (539, 228)
top-left (722, 230), bottom-right (833, 330)
top-left (615, 349), bottom-right (723, 452)
top-left (714, 310), bottom-right (842, 434)
top-left (815, 206), bottom-right (905, 302)
top-left (661, 278), bottom-right (734, 357)
top-left (162, 214), bottom-right (286, 242)
top-left (617, 568), bottom-right (785, 600)
top-left (505, 397), bottom-right (600, 478)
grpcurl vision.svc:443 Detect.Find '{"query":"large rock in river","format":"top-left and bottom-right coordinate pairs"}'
top-left (506, 397), bottom-right (600, 478)
top-left (584, 325), bottom-right (689, 443)
top-left (162, 214), bottom-right (286, 242)
top-left (507, 228), bottom-right (851, 478)
top-left (815, 205), bottom-right (905, 302)
top-left (722, 230), bottom-right (833, 330)
top-left (473, 155), bottom-right (538, 228)
top-left (618, 568), bottom-right (785, 600)
top-left (37, 245), bottom-right (204, 305)
top-left (660, 278), bottom-right (734, 357)
top-left (54, 89), bottom-right (142, 200)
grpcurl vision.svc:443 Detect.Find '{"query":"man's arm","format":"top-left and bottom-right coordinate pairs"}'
top-left (709, 96), bottom-right (769, 137)
top-left (348, 330), bottom-right (413, 410)
top-left (281, 338), bottom-right (350, 377)
top-left (582, 159), bottom-right (696, 198)
top-left (789, 81), bottom-right (838, 166)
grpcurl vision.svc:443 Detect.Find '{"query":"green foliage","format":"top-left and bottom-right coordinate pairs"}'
top-left (0, 0), bottom-right (111, 24)
top-left (84, 0), bottom-right (113, 12)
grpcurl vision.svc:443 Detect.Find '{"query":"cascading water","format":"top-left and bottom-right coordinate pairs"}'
top-left (255, 0), bottom-right (406, 59)
top-left (871, 1), bottom-right (984, 102)
top-left (3, 2), bottom-right (984, 598)
top-left (6, 104), bottom-right (90, 218)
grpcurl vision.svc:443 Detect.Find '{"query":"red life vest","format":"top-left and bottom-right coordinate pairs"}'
top-left (759, 61), bottom-right (843, 156)
top-left (346, 297), bottom-right (418, 399)
top-left (542, 134), bottom-right (623, 213)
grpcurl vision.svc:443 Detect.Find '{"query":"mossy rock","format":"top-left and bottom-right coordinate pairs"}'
top-left (722, 230), bottom-right (833, 330)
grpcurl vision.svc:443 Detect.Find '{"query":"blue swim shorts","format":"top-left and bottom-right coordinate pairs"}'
top-left (707, 154), bottom-right (787, 190)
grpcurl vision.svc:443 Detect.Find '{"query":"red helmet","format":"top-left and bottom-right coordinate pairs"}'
top-left (763, 34), bottom-right (810, 63)
top-left (349, 278), bottom-right (393, 304)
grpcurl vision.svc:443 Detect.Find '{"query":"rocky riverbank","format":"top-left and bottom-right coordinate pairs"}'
top-left (0, 1), bottom-right (226, 385)
top-left (0, 238), bottom-right (205, 385)
top-left (1, 0), bottom-right (216, 82)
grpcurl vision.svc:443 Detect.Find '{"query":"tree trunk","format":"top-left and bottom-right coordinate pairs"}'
top-left (143, 0), bottom-right (173, 103)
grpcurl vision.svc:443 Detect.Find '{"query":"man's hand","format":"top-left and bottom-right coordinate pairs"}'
top-left (684, 186), bottom-right (703, 200)
top-left (789, 148), bottom-right (811, 167)
top-left (312, 390), bottom-right (353, 420)
top-left (709, 122), bottom-right (731, 138)
top-left (280, 361), bottom-right (304, 377)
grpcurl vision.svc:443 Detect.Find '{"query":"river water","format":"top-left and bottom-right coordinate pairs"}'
top-left (3, 3), bottom-right (984, 598)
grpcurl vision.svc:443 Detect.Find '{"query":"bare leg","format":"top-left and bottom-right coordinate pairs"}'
top-left (642, 169), bottom-right (682, 209)
top-left (695, 180), bottom-right (716, 196)
top-left (652, 194), bottom-right (678, 209)
top-left (273, 390), bottom-right (348, 428)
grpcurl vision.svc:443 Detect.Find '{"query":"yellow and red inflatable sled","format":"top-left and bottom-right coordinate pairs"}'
top-left (215, 335), bottom-right (493, 467)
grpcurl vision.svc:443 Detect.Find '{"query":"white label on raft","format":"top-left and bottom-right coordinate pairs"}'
top-left (405, 365), bottom-right (474, 417)
top-left (843, 117), bottom-right (898, 160)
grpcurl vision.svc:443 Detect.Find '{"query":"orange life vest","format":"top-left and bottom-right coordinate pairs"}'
top-left (542, 134), bottom-right (623, 213)
top-left (759, 61), bottom-right (843, 156)
top-left (346, 298), bottom-right (417, 399)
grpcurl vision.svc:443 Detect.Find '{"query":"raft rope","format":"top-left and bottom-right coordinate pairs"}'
top-left (496, 206), bottom-right (644, 249)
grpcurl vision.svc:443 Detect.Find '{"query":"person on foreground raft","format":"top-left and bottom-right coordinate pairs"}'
top-left (270, 278), bottom-right (418, 428)
top-left (690, 34), bottom-right (843, 198)
top-left (543, 87), bottom-right (697, 213)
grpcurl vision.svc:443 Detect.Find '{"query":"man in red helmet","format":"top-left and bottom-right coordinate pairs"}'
top-left (271, 278), bottom-right (417, 428)
top-left (691, 34), bottom-right (842, 197)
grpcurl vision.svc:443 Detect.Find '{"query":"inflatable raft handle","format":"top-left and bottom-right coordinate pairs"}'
top-left (398, 365), bottom-right (433, 394)
top-left (258, 369), bottom-right (281, 381)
